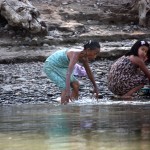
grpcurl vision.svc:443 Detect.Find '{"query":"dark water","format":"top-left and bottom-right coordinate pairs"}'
top-left (0, 103), bottom-right (150, 150)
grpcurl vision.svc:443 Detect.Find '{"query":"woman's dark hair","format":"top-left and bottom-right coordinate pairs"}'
top-left (125, 40), bottom-right (150, 56)
top-left (84, 40), bottom-right (100, 50)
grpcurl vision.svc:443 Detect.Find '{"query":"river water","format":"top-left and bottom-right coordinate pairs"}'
top-left (0, 61), bottom-right (150, 150)
top-left (0, 100), bottom-right (150, 150)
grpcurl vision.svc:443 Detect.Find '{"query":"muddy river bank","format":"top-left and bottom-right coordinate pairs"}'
top-left (0, 59), bottom-right (112, 105)
top-left (1, 58), bottom-right (150, 105)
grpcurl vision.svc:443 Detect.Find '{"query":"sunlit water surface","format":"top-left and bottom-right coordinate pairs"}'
top-left (0, 98), bottom-right (150, 150)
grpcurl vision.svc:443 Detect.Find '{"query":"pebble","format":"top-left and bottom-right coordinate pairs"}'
top-left (0, 60), bottom-right (113, 104)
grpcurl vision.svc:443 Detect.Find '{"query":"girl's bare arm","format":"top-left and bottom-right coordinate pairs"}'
top-left (81, 58), bottom-right (99, 97)
top-left (130, 56), bottom-right (150, 80)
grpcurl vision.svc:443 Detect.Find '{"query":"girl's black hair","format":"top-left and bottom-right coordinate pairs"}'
top-left (84, 40), bottom-right (100, 50)
top-left (125, 40), bottom-right (150, 56)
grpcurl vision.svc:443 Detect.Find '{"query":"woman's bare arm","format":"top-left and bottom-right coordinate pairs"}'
top-left (130, 56), bottom-right (150, 80)
top-left (81, 57), bottom-right (99, 97)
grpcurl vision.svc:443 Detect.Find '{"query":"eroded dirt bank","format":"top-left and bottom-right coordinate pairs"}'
top-left (1, 0), bottom-right (150, 104)
top-left (1, 0), bottom-right (150, 63)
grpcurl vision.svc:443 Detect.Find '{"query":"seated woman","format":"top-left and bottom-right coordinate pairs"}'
top-left (107, 40), bottom-right (150, 99)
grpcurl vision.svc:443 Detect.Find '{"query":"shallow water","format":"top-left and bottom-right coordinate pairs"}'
top-left (0, 100), bottom-right (150, 150)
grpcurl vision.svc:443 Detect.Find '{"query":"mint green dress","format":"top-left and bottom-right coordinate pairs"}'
top-left (43, 49), bottom-right (77, 90)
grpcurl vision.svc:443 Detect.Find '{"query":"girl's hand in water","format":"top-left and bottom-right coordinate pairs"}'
top-left (92, 87), bottom-right (99, 100)
top-left (61, 92), bottom-right (72, 104)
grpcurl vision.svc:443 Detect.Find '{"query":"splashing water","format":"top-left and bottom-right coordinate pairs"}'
top-left (55, 96), bottom-right (150, 106)
top-left (73, 97), bottom-right (150, 105)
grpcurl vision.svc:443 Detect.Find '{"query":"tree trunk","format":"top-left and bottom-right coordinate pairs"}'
top-left (0, 0), bottom-right (47, 33)
top-left (138, 0), bottom-right (150, 26)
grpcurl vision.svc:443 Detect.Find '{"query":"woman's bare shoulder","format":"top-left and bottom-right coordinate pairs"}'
top-left (68, 47), bottom-right (83, 52)
top-left (129, 55), bottom-right (144, 66)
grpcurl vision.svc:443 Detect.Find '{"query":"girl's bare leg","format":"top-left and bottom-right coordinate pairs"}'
top-left (60, 81), bottom-right (79, 104)
top-left (71, 81), bottom-right (79, 100)
top-left (120, 84), bottom-right (144, 99)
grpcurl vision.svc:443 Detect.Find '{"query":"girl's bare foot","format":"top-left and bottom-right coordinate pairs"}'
top-left (111, 95), bottom-right (133, 100)
top-left (120, 95), bottom-right (133, 100)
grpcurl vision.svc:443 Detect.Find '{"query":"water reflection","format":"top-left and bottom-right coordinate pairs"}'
top-left (0, 104), bottom-right (150, 150)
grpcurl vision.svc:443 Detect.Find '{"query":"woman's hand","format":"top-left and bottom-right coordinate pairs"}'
top-left (92, 87), bottom-right (99, 100)
top-left (61, 90), bottom-right (72, 104)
